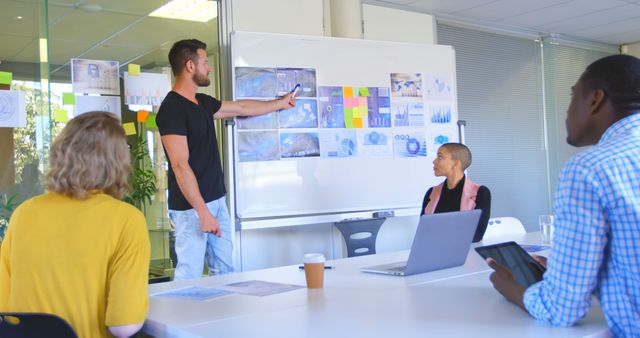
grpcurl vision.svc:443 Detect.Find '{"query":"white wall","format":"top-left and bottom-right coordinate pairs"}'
top-left (228, 0), bottom-right (436, 271)
top-left (231, 0), bottom-right (324, 36)
top-left (363, 4), bottom-right (436, 44)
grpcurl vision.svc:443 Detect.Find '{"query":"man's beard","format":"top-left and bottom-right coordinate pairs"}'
top-left (193, 71), bottom-right (210, 87)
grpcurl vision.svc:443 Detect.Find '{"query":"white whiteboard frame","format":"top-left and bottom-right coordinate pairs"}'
top-left (229, 31), bottom-right (459, 228)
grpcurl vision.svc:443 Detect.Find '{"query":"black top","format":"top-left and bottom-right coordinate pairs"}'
top-left (420, 176), bottom-right (491, 242)
top-left (156, 91), bottom-right (225, 210)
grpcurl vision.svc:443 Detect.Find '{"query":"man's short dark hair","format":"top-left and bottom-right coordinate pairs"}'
top-left (168, 39), bottom-right (207, 76)
top-left (580, 54), bottom-right (640, 118)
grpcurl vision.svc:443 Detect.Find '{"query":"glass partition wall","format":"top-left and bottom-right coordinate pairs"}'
top-left (0, 0), bottom-right (221, 281)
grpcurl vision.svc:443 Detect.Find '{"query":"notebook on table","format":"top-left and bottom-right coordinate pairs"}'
top-left (361, 209), bottom-right (481, 276)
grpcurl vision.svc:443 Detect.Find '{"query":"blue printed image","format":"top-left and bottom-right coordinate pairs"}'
top-left (430, 106), bottom-right (452, 124)
top-left (279, 98), bottom-right (318, 128)
top-left (276, 68), bottom-right (317, 97)
top-left (235, 67), bottom-right (277, 98)
top-left (318, 86), bottom-right (345, 128)
top-left (280, 132), bottom-right (320, 158)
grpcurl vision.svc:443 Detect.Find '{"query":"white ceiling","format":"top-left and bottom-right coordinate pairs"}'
top-left (365, 0), bottom-right (640, 45)
top-left (3, 0), bottom-right (640, 81)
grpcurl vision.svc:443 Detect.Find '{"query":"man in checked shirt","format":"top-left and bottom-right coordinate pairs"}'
top-left (486, 54), bottom-right (640, 337)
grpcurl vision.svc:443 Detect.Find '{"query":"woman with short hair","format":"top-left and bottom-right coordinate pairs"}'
top-left (421, 143), bottom-right (491, 242)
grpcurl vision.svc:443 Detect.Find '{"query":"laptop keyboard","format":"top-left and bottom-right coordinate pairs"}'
top-left (388, 265), bottom-right (407, 272)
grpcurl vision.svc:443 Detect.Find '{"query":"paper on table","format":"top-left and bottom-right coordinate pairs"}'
top-left (218, 280), bottom-right (304, 297)
top-left (152, 286), bottom-right (233, 301)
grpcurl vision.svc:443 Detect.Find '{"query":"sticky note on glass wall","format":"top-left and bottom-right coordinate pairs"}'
top-left (145, 114), bottom-right (157, 129)
top-left (53, 109), bottom-right (69, 123)
top-left (359, 87), bottom-right (370, 97)
top-left (62, 93), bottom-right (76, 105)
top-left (0, 71), bottom-right (12, 85)
top-left (128, 64), bottom-right (140, 76)
top-left (137, 110), bottom-right (149, 122)
top-left (123, 122), bottom-right (136, 136)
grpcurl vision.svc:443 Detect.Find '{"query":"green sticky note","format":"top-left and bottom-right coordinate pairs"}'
top-left (62, 93), bottom-right (76, 105)
top-left (359, 87), bottom-right (370, 96)
top-left (145, 114), bottom-right (157, 129)
top-left (0, 71), bottom-right (12, 85)
top-left (123, 122), bottom-right (136, 136)
top-left (53, 109), bottom-right (68, 123)
top-left (128, 64), bottom-right (140, 76)
top-left (344, 108), bottom-right (354, 128)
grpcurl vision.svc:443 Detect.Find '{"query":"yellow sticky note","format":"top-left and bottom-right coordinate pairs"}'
top-left (53, 109), bottom-right (68, 123)
top-left (145, 115), bottom-right (157, 129)
top-left (62, 93), bottom-right (76, 105)
top-left (123, 122), bottom-right (136, 136)
top-left (344, 87), bottom-right (353, 98)
top-left (137, 110), bottom-right (149, 122)
top-left (359, 87), bottom-right (370, 96)
top-left (128, 64), bottom-right (140, 76)
top-left (0, 71), bottom-right (12, 85)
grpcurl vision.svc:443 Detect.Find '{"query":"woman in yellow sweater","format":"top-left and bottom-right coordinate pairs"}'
top-left (0, 111), bottom-right (150, 338)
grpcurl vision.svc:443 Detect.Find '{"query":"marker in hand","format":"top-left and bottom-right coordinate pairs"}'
top-left (290, 84), bottom-right (301, 98)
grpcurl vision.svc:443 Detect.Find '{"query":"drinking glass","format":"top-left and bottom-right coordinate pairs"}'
top-left (539, 214), bottom-right (554, 245)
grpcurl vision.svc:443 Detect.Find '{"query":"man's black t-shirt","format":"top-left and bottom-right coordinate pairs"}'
top-left (156, 91), bottom-right (225, 210)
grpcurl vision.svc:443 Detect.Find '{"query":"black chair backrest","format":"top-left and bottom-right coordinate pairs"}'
top-left (334, 218), bottom-right (386, 257)
top-left (0, 312), bottom-right (78, 338)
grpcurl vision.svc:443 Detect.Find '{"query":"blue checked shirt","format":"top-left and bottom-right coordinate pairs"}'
top-left (524, 113), bottom-right (640, 337)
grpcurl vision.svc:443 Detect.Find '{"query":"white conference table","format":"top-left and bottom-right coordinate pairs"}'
top-left (143, 232), bottom-right (610, 338)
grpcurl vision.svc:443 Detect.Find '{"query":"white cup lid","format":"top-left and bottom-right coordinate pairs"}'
top-left (303, 253), bottom-right (325, 264)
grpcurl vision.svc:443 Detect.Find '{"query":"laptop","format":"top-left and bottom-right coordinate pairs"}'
top-left (361, 209), bottom-right (481, 276)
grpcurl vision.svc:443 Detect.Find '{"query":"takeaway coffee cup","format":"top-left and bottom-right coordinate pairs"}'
top-left (303, 253), bottom-right (325, 288)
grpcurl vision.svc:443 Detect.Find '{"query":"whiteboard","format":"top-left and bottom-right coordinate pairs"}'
top-left (230, 31), bottom-right (459, 220)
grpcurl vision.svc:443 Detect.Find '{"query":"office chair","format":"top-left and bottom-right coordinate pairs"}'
top-left (0, 312), bottom-right (77, 338)
top-left (483, 217), bottom-right (526, 240)
top-left (334, 218), bottom-right (386, 257)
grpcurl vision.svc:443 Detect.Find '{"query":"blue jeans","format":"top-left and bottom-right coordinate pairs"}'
top-left (169, 196), bottom-right (234, 280)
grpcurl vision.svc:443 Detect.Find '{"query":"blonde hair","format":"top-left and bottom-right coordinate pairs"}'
top-left (46, 111), bottom-right (131, 200)
top-left (440, 143), bottom-right (472, 170)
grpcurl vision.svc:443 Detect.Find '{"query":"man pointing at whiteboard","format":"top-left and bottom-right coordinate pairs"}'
top-left (157, 39), bottom-right (296, 280)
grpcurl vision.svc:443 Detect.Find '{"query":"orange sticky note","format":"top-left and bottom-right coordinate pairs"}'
top-left (128, 64), bottom-right (140, 76)
top-left (123, 122), bottom-right (136, 136)
top-left (137, 110), bottom-right (149, 122)
top-left (344, 87), bottom-right (353, 98)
